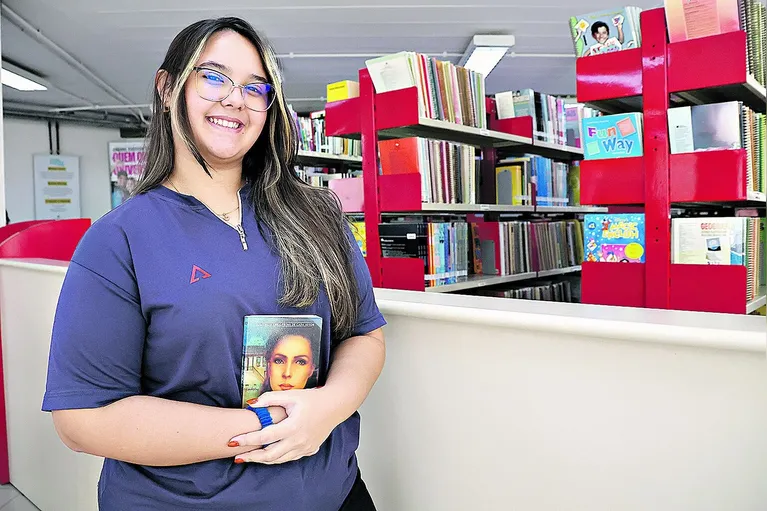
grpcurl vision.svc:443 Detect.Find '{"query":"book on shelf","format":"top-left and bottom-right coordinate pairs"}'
top-left (569, 6), bottom-right (644, 58)
top-left (582, 113), bottom-right (644, 160)
top-left (378, 218), bottom-right (584, 287)
top-left (290, 106), bottom-right (361, 158)
top-left (496, 155), bottom-right (575, 207)
top-left (494, 90), bottom-right (600, 148)
top-left (240, 315), bottom-right (322, 407)
top-left (665, 0), bottom-right (765, 88)
top-left (668, 101), bottom-right (766, 195)
top-left (671, 217), bottom-right (765, 301)
top-left (350, 221), bottom-right (367, 257)
top-left (379, 138), bottom-right (479, 204)
top-left (584, 214), bottom-right (646, 263)
top-left (364, 51), bottom-right (487, 129)
top-left (326, 80), bottom-right (360, 103)
top-left (473, 279), bottom-right (578, 303)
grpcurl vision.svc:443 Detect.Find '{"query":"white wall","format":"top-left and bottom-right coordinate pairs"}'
top-left (3, 117), bottom-right (122, 223)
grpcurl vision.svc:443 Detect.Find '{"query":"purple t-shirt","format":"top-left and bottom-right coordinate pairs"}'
top-left (42, 185), bottom-right (386, 510)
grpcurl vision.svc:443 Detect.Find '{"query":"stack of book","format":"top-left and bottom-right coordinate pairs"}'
top-left (471, 219), bottom-right (584, 276)
top-left (569, 6), bottom-right (644, 58)
top-left (378, 138), bottom-right (479, 204)
top-left (379, 221), bottom-right (470, 287)
top-left (496, 155), bottom-right (577, 207)
top-left (377, 219), bottom-right (584, 286)
top-left (295, 169), bottom-right (359, 188)
top-left (365, 52), bottom-right (487, 129)
top-left (672, 217), bottom-right (766, 301)
top-left (668, 101), bottom-right (765, 195)
top-left (290, 107), bottom-right (361, 157)
top-left (665, 0), bottom-right (765, 88)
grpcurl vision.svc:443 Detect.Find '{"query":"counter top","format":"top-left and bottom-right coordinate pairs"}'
top-left (374, 288), bottom-right (767, 353)
top-left (3, 258), bottom-right (763, 353)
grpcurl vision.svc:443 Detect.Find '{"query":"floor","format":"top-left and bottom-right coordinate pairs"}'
top-left (0, 485), bottom-right (38, 511)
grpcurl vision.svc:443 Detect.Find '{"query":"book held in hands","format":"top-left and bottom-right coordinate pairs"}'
top-left (240, 315), bottom-right (322, 407)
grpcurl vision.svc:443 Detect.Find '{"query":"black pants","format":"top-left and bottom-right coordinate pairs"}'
top-left (338, 470), bottom-right (376, 511)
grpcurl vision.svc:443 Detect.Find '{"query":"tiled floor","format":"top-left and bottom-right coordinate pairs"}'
top-left (0, 485), bottom-right (38, 511)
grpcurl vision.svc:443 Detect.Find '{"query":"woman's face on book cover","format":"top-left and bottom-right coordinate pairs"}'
top-left (267, 335), bottom-right (315, 391)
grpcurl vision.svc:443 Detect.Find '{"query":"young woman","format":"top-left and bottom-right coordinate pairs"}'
top-left (42, 17), bottom-right (386, 511)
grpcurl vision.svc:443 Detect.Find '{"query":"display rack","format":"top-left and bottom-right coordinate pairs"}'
top-left (0, 218), bottom-right (91, 485)
top-left (326, 72), bottom-right (596, 291)
top-left (577, 7), bottom-right (767, 315)
top-left (295, 150), bottom-right (362, 168)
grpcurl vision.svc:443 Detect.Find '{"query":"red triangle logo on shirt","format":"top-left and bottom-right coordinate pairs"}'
top-left (190, 265), bottom-right (212, 284)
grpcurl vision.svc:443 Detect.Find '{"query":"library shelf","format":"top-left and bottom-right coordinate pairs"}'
top-left (324, 97), bottom-right (361, 139)
top-left (488, 115), bottom-right (585, 161)
top-left (295, 150), bottom-right (362, 167)
top-left (581, 262), bottom-right (646, 309)
top-left (747, 288), bottom-right (767, 314)
top-left (581, 150), bottom-right (757, 206)
top-left (666, 30), bottom-right (767, 114)
top-left (538, 265), bottom-right (582, 278)
top-left (424, 272), bottom-right (538, 294)
top-left (747, 191), bottom-right (766, 203)
top-left (375, 172), bottom-right (536, 214)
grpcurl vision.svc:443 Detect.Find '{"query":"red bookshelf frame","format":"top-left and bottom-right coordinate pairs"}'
top-left (0, 218), bottom-right (91, 485)
top-left (578, 7), bottom-right (765, 315)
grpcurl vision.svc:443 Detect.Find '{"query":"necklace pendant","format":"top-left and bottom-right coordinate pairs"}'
top-left (222, 213), bottom-right (230, 221)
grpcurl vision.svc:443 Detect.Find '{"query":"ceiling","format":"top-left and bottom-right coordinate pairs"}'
top-left (1, 0), bottom-right (667, 125)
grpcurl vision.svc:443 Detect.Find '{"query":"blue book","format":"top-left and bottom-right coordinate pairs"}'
top-left (582, 113), bottom-right (644, 160)
top-left (584, 214), bottom-right (646, 263)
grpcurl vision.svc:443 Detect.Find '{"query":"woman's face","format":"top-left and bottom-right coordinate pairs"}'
top-left (267, 335), bottom-right (315, 391)
top-left (183, 30), bottom-right (269, 167)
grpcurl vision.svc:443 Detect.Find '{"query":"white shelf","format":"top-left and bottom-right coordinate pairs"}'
top-left (425, 272), bottom-right (538, 294)
top-left (744, 74), bottom-right (767, 110)
top-left (538, 266), bottom-right (582, 278)
top-left (378, 117), bottom-right (531, 149)
top-left (747, 287), bottom-right (766, 314)
top-left (296, 150), bottom-right (362, 166)
top-left (419, 203), bottom-right (535, 214)
top-left (747, 191), bottom-right (766, 203)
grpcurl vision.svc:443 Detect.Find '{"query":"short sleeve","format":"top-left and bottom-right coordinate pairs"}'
top-left (345, 223), bottom-right (386, 337)
top-left (42, 220), bottom-right (146, 412)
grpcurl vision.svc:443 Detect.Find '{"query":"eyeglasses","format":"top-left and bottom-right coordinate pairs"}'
top-left (193, 66), bottom-right (275, 112)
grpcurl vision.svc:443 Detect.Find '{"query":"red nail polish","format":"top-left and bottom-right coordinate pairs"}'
top-left (234, 458), bottom-right (244, 464)
top-left (228, 441), bottom-right (240, 448)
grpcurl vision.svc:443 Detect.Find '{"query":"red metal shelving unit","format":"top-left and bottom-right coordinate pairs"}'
top-left (578, 7), bottom-right (766, 315)
top-left (326, 68), bottom-right (587, 290)
top-left (0, 218), bottom-right (90, 484)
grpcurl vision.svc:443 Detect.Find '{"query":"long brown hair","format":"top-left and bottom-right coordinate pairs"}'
top-left (133, 17), bottom-right (359, 341)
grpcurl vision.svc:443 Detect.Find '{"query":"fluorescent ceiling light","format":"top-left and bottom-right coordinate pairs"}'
top-left (459, 34), bottom-right (515, 78)
top-left (1, 67), bottom-right (47, 91)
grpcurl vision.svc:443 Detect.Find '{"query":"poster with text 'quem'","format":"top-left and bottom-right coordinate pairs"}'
top-left (33, 153), bottom-right (81, 220)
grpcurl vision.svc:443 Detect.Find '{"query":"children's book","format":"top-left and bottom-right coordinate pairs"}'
top-left (240, 315), bottom-right (322, 408)
top-left (584, 214), bottom-right (646, 263)
top-left (671, 217), bottom-right (746, 265)
top-left (569, 7), bottom-right (643, 58)
top-left (664, 0), bottom-right (741, 43)
top-left (582, 113), bottom-right (644, 160)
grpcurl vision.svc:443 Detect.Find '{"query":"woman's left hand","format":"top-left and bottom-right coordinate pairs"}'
top-left (229, 388), bottom-right (342, 465)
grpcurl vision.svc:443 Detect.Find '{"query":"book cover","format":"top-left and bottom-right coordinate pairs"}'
top-left (569, 7), bottom-right (642, 58)
top-left (584, 214), bottom-right (646, 263)
top-left (582, 113), bottom-right (644, 160)
top-left (671, 217), bottom-right (746, 265)
top-left (665, 0), bottom-right (741, 43)
top-left (241, 315), bottom-right (322, 408)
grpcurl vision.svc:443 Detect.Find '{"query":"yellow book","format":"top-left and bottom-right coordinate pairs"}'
top-left (326, 80), bottom-right (360, 103)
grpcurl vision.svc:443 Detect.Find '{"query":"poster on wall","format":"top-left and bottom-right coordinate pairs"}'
top-left (33, 154), bottom-right (81, 220)
top-left (109, 140), bottom-right (146, 208)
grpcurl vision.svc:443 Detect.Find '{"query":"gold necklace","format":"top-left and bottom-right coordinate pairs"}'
top-left (167, 178), bottom-right (240, 221)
